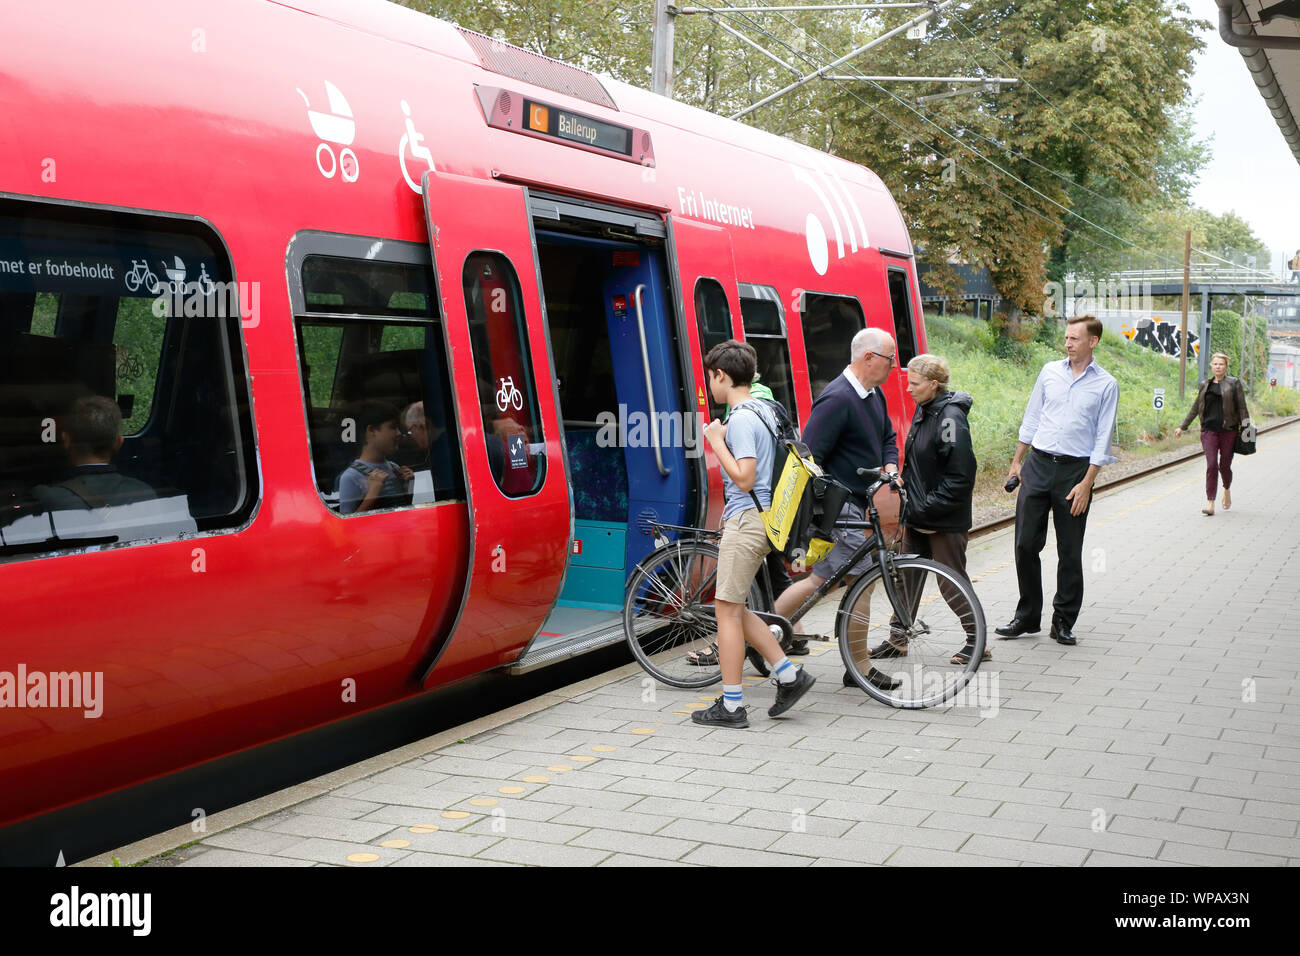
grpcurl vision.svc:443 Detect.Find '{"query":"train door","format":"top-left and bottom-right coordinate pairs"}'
top-left (666, 218), bottom-right (742, 530)
top-left (418, 171), bottom-right (571, 685)
top-left (517, 193), bottom-right (697, 669)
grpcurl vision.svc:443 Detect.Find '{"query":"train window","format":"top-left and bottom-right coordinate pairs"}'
top-left (295, 254), bottom-right (464, 513)
top-left (888, 268), bottom-right (919, 370)
top-left (739, 284), bottom-right (798, 421)
top-left (799, 292), bottom-right (865, 399)
top-left (462, 252), bottom-right (545, 498)
top-left (694, 278), bottom-right (731, 354)
top-left (694, 278), bottom-right (731, 418)
top-left (0, 198), bottom-right (257, 561)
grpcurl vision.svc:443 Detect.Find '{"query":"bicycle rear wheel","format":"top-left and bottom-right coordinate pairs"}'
top-left (836, 556), bottom-right (986, 708)
top-left (623, 538), bottom-right (764, 689)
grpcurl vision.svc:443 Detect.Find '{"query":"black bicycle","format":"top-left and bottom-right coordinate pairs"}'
top-left (622, 468), bottom-right (986, 708)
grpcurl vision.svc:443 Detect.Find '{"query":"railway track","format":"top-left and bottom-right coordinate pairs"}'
top-left (970, 415), bottom-right (1298, 538)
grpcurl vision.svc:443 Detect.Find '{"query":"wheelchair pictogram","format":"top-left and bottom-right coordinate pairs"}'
top-left (398, 100), bottom-right (435, 194)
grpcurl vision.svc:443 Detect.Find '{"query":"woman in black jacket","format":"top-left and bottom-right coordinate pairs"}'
top-left (1173, 352), bottom-right (1251, 516)
top-left (872, 354), bottom-right (983, 665)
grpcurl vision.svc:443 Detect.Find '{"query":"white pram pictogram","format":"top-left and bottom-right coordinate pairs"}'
top-left (297, 81), bottom-right (359, 182)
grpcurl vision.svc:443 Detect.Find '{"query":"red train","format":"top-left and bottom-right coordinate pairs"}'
top-left (0, 0), bottom-right (927, 837)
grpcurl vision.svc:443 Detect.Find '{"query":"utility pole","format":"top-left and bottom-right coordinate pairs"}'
top-left (1179, 228), bottom-right (1190, 399)
top-left (652, 0), bottom-right (676, 98)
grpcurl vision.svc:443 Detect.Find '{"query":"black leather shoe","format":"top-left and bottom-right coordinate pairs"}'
top-left (994, 619), bottom-right (1040, 639)
top-left (1050, 622), bottom-right (1077, 646)
top-left (842, 667), bottom-right (902, 691)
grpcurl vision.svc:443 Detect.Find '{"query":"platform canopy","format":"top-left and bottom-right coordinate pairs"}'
top-left (1223, 0), bottom-right (1300, 167)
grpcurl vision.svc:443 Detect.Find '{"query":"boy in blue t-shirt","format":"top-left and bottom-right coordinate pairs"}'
top-left (338, 401), bottom-right (414, 514)
top-left (696, 340), bottom-right (815, 728)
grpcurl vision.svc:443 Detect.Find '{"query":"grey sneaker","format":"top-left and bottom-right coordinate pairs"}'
top-left (692, 696), bottom-right (749, 728)
top-left (768, 667), bottom-right (816, 718)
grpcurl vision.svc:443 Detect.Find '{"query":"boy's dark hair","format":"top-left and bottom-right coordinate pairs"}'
top-left (353, 400), bottom-right (400, 445)
top-left (64, 395), bottom-right (123, 457)
top-left (704, 339), bottom-right (757, 387)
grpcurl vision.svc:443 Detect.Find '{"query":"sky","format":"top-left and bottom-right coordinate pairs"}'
top-left (1186, 5), bottom-right (1300, 276)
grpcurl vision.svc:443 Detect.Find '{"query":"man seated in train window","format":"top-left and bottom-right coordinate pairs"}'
top-left (336, 400), bottom-right (414, 515)
top-left (31, 395), bottom-right (156, 512)
top-left (397, 400), bottom-right (451, 467)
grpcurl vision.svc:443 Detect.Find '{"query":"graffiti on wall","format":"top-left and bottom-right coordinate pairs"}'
top-left (1119, 317), bottom-right (1199, 360)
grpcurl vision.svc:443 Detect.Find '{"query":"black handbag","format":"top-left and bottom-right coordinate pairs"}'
top-left (1237, 420), bottom-right (1257, 456)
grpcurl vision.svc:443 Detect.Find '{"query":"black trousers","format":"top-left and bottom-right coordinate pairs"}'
top-left (892, 526), bottom-right (975, 641)
top-left (1013, 451), bottom-right (1091, 630)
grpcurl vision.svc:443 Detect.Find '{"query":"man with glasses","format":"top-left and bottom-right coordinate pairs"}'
top-left (773, 327), bottom-right (901, 689)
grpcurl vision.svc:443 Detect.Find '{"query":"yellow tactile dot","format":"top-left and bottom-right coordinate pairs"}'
top-left (631, 728), bottom-right (655, 735)
top-left (521, 774), bottom-right (549, 783)
top-left (498, 786), bottom-right (526, 794)
top-left (697, 696), bottom-right (716, 701)
top-left (441, 810), bottom-right (471, 819)
top-left (409, 825), bottom-right (439, 834)
top-left (672, 710), bottom-right (691, 715)
top-left (470, 798), bottom-right (498, 807)
top-left (592, 745), bottom-right (616, 752)
top-left (569, 755), bottom-right (596, 763)
top-left (347, 853), bottom-right (380, 863)
top-left (379, 839), bottom-right (410, 849)
top-left (547, 765), bottom-right (573, 772)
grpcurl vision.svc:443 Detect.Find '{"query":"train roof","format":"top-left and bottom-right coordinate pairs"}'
top-left (283, 0), bottom-right (904, 222)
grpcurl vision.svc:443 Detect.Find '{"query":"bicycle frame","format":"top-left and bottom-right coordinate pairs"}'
top-left (644, 473), bottom-right (912, 634)
top-left (784, 479), bottom-right (912, 631)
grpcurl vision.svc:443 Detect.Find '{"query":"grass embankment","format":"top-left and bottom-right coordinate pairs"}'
top-left (921, 312), bottom-right (1299, 487)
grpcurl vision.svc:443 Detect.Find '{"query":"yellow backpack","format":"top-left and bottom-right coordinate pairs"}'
top-left (733, 399), bottom-right (836, 568)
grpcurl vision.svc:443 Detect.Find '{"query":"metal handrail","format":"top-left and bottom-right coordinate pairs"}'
top-left (633, 283), bottom-right (669, 476)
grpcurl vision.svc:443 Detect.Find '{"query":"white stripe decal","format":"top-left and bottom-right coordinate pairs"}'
top-left (793, 166), bottom-right (843, 259)
top-left (815, 166), bottom-right (857, 253)
top-left (828, 164), bottom-right (869, 249)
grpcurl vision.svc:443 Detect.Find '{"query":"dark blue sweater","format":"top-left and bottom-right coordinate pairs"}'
top-left (802, 375), bottom-right (899, 495)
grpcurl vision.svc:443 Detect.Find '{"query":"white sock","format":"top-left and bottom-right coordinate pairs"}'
top-left (722, 684), bottom-right (744, 712)
top-left (774, 658), bottom-right (799, 684)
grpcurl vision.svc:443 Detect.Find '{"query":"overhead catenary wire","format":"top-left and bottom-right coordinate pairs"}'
top-left (698, 0), bottom-right (1142, 266)
top-left (705, 0), bottom-right (1215, 271)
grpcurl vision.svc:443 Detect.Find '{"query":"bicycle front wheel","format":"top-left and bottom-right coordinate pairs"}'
top-left (623, 538), bottom-right (764, 689)
top-left (836, 556), bottom-right (986, 709)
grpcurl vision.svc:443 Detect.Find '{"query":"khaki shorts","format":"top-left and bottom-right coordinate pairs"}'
top-left (715, 509), bottom-right (770, 604)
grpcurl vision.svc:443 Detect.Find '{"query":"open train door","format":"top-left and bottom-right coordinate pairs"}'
top-left (665, 217), bottom-right (743, 531)
top-left (418, 170), bottom-right (571, 686)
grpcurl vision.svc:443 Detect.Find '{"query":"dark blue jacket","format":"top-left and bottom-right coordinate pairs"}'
top-left (802, 375), bottom-right (898, 496)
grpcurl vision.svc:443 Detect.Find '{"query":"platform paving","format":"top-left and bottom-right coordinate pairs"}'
top-left (140, 425), bottom-right (1300, 866)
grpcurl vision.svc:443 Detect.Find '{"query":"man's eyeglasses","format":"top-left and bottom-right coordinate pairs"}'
top-left (871, 350), bottom-right (896, 367)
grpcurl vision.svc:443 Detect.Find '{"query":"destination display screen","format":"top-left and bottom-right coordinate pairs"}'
top-left (524, 99), bottom-right (632, 156)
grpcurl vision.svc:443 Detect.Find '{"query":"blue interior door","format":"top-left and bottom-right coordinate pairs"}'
top-left (599, 243), bottom-right (689, 573)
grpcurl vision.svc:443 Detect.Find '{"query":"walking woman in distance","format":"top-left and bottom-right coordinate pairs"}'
top-left (1174, 352), bottom-right (1251, 516)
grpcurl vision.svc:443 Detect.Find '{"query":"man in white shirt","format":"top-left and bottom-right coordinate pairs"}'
top-left (997, 315), bottom-right (1119, 646)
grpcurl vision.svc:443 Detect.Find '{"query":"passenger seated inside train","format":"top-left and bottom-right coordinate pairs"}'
top-left (31, 395), bottom-right (156, 512)
top-left (396, 400), bottom-right (450, 469)
top-left (337, 400), bottom-right (413, 515)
